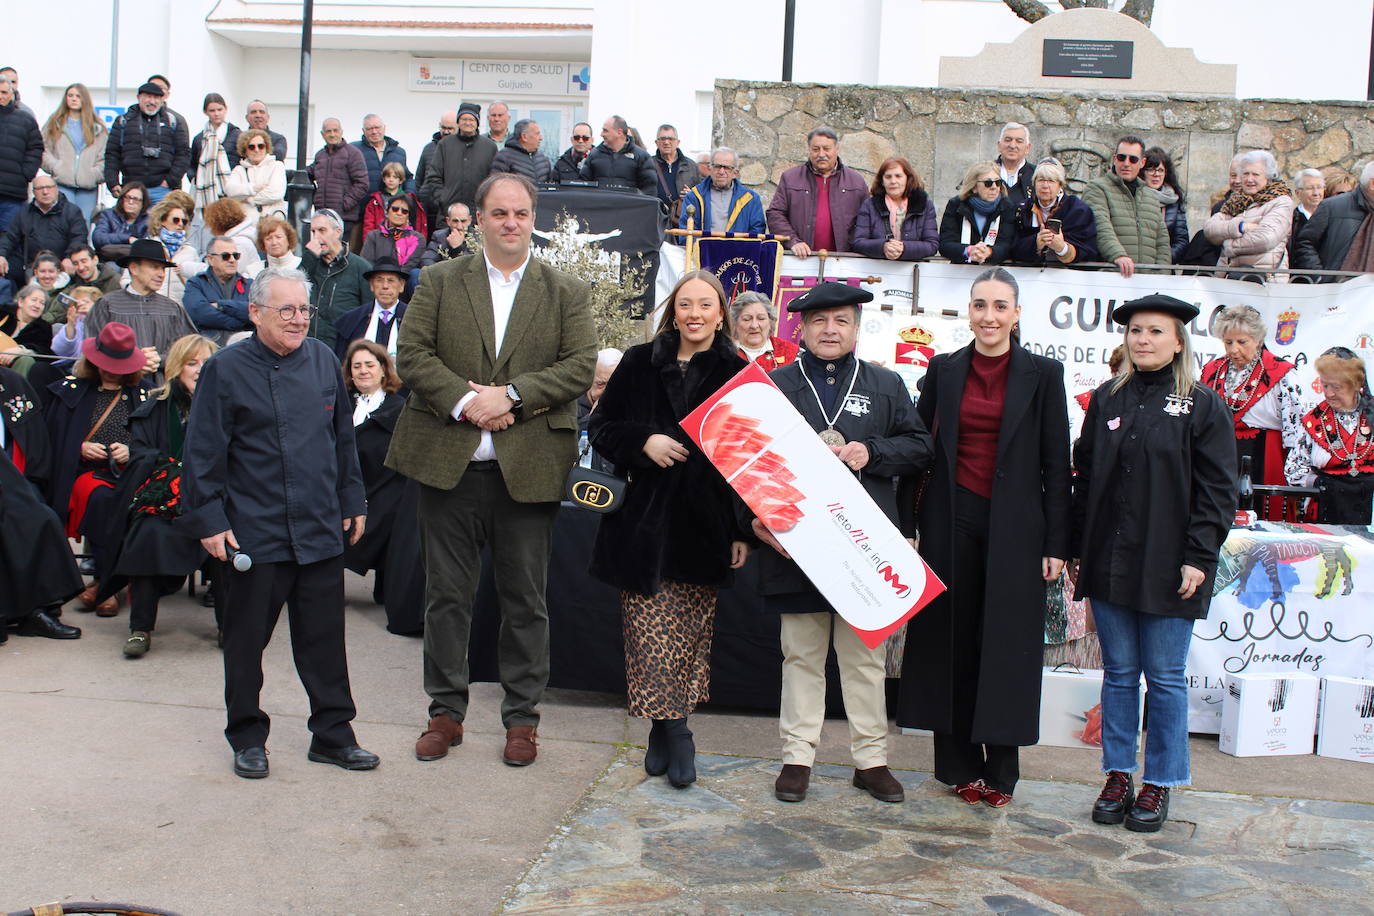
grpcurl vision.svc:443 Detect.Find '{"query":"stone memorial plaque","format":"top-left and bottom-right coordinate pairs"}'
top-left (1042, 39), bottom-right (1134, 79)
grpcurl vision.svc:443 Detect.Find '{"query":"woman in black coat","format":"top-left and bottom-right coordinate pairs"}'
top-left (1074, 294), bottom-right (1236, 833)
top-left (938, 161), bottom-right (1016, 265)
top-left (45, 321), bottom-right (151, 616)
top-left (589, 270), bottom-right (751, 790)
top-left (1008, 158), bottom-right (1099, 267)
top-left (341, 339), bottom-right (424, 636)
top-left (103, 334), bottom-right (218, 657)
top-left (897, 267), bottom-right (1071, 808)
top-left (850, 157), bottom-right (939, 261)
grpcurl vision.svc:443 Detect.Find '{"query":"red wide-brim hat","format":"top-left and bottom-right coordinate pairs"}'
top-left (82, 321), bottom-right (146, 374)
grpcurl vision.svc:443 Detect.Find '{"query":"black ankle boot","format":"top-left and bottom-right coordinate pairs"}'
top-left (644, 719), bottom-right (668, 776)
top-left (663, 718), bottom-right (696, 788)
top-left (1092, 771), bottom-right (1134, 825)
top-left (1125, 783), bottom-right (1170, 832)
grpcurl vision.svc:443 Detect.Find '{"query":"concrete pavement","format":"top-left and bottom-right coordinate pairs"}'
top-left (3, 573), bottom-right (1372, 915)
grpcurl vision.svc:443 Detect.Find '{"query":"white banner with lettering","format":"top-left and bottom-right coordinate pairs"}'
top-left (657, 247), bottom-right (1374, 429)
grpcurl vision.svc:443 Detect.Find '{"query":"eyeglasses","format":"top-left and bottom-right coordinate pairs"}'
top-left (977, 179), bottom-right (999, 188)
top-left (245, 142), bottom-right (266, 150)
top-left (711, 163), bottom-right (736, 171)
top-left (1115, 153), bottom-right (1142, 164)
top-left (214, 251), bottom-right (242, 261)
top-left (263, 305), bottom-right (318, 320)
top-left (657, 136), bottom-right (677, 143)
top-left (167, 216), bottom-right (188, 226)
top-left (388, 206), bottom-right (411, 214)
top-left (1142, 164), bottom-right (1166, 173)
top-left (571, 134), bottom-right (591, 141)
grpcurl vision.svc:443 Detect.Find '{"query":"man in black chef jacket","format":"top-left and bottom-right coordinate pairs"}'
top-left (181, 266), bottom-right (377, 779)
top-left (751, 282), bottom-right (933, 804)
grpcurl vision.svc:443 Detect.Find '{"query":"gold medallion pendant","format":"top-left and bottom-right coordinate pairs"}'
top-left (819, 428), bottom-right (846, 448)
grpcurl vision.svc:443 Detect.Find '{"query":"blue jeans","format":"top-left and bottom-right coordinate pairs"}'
top-left (1091, 599), bottom-right (1195, 787)
top-left (0, 197), bottom-right (21, 234)
top-left (146, 185), bottom-right (171, 204)
top-left (58, 186), bottom-right (99, 223)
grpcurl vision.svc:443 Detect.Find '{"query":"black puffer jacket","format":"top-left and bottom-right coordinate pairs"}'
top-left (0, 194), bottom-right (89, 264)
top-left (579, 141), bottom-right (656, 195)
top-left (490, 136), bottom-right (552, 183)
top-left (1293, 188), bottom-right (1371, 278)
top-left (0, 99), bottom-right (43, 200)
top-left (104, 104), bottom-right (191, 192)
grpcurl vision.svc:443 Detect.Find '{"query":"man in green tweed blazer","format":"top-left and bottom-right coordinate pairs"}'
top-left (387, 173), bottom-right (596, 768)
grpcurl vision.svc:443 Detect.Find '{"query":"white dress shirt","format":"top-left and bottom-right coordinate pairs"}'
top-left (364, 299), bottom-right (401, 357)
top-left (450, 251), bottom-right (531, 461)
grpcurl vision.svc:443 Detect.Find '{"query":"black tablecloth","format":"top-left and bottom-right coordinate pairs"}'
top-left (468, 504), bottom-right (799, 710)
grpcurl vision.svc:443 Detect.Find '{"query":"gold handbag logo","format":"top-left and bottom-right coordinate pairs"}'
top-left (571, 480), bottom-right (615, 509)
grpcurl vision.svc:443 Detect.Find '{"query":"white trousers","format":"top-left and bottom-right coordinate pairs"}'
top-left (779, 612), bottom-right (888, 768)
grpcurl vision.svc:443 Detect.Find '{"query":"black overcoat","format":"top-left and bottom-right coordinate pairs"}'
top-left (343, 392), bottom-right (424, 635)
top-left (43, 376), bottom-right (149, 522)
top-left (0, 450), bottom-right (83, 623)
top-left (0, 365), bottom-right (53, 491)
top-left (896, 345), bottom-right (1072, 745)
top-left (588, 330), bottom-right (750, 596)
top-left (101, 396), bottom-right (206, 582)
top-left (1072, 369), bottom-right (1237, 620)
top-left (753, 354), bottom-right (934, 610)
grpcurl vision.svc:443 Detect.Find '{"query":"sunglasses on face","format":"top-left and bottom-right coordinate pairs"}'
top-left (389, 206), bottom-right (411, 214)
top-left (1115, 153), bottom-right (1142, 164)
top-left (214, 251), bottom-right (242, 261)
top-left (167, 216), bottom-right (188, 226)
top-left (246, 142), bottom-right (266, 150)
top-left (977, 179), bottom-right (999, 188)
top-left (571, 134), bottom-right (591, 141)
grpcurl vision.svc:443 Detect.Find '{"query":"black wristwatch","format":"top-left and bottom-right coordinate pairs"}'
top-left (506, 384), bottom-right (523, 413)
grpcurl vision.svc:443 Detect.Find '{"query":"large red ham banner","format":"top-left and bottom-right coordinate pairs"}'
top-left (680, 360), bottom-right (945, 649)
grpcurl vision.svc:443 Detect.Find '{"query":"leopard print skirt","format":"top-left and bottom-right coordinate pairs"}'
top-left (621, 579), bottom-right (717, 720)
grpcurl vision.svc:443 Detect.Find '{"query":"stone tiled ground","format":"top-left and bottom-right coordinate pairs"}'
top-left (502, 751), bottom-right (1374, 915)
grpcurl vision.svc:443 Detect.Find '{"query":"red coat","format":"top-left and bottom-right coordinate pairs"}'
top-left (361, 190), bottom-right (427, 238)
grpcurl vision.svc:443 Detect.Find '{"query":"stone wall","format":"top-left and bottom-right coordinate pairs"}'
top-left (715, 79), bottom-right (1374, 242)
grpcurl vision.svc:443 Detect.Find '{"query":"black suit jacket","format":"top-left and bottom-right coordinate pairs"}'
top-left (333, 300), bottom-right (408, 362)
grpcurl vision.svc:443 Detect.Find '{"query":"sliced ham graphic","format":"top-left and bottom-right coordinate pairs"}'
top-left (699, 405), bottom-right (806, 532)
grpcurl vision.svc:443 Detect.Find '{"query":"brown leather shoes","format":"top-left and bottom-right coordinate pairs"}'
top-left (77, 583), bottom-right (100, 610)
top-left (95, 592), bottom-right (120, 617)
top-left (853, 765), bottom-right (905, 803)
top-left (415, 714), bottom-right (464, 761)
top-left (774, 764), bottom-right (811, 802)
top-left (502, 725), bottom-right (538, 766)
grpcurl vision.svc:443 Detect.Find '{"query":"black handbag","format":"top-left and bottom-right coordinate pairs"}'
top-left (565, 439), bottom-right (626, 513)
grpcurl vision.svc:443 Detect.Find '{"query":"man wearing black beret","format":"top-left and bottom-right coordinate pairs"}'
top-left (751, 281), bottom-right (934, 804)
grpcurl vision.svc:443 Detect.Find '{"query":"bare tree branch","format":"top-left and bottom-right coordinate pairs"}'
top-left (1002, 0), bottom-right (1053, 22)
top-left (1120, 0), bottom-right (1155, 25)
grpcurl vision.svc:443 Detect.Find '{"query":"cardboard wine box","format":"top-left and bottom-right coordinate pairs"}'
top-left (1316, 676), bottom-right (1374, 764)
top-left (1218, 672), bottom-right (1319, 757)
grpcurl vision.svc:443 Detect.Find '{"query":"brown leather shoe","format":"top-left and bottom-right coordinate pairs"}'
top-left (95, 591), bottom-right (121, 617)
top-left (77, 583), bottom-right (100, 610)
top-left (415, 714), bottom-right (463, 761)
top-left (853, 765), bottom-right (905, 803)
top-left (502, 725), bottom-right (538, 766)
top-left (774, 764), bottom-right (810, 802)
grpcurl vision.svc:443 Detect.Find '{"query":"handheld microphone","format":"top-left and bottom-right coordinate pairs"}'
top-left (227, 548), bottom-right (253, 573)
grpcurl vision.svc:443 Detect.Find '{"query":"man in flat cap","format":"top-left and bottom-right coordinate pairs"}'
top-left (751, 281), bottom-right (933, 804)
top-left (104, 81), bottom-right (191, 206)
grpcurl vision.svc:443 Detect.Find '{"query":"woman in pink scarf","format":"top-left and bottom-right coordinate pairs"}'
top-left (361, 194), bottom-right (426, 271)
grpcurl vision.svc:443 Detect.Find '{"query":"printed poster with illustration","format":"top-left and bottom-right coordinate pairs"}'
top-left (680, 361), bottom-right (945, 648)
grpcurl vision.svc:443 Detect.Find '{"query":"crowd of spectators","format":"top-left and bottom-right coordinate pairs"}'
top-left (3, 66), bottom-right (1374, 817)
